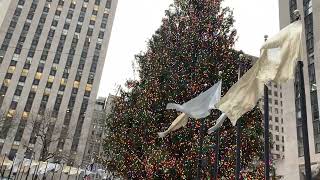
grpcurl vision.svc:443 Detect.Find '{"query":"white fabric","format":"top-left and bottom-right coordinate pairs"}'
top-left (45, 163), bottom-right (59, 172)
top-left (158, 113), bottom-right (189, 138)
top-left (158, 81), bottom-right (222, 138)
top-left (166, 81), bottom-right (222, 119)
top-left (37, 162), bottom-right (48, 174)
top-left (216, 21), bottom-right (302, 125)
top-left (311, 163), bottom-right (320, 178)
top-left (207, 113), bottom-right (227, 134)
top-left (69, 167), bottom-right (80, 175)
top-left (63, 165), bottom-right (71, 173)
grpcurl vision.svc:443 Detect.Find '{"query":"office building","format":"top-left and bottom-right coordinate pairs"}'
top-left (279, 0), bottom-right (320, 179)
top-left (82, 95), bottom-right (115, 166)
top-left (0, 0), bottom-right (117, 166)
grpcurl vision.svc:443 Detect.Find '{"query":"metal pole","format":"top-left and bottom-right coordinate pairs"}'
top-left (19, 160), bottom-right (27, 180)
top-left (50, 163), bottom-right (57, 180)
top-left (75, 166), bottom-right (80, 180)
top-left (235, 120), bottom-right (241, 180)
top-left (263, 35), bottom-right (270, 180)
top-left (297, 61), bottom-right (312, 179)
top-left (25, 157), bottom-right (33, 180)
top-left (42, 161), bottom-right (49, 180)
top-left (196, 119), bottom-right (205, 180)
top-left (32, 162), bottom-right (40, 180)
top-left (212, 130), bottom-right (219, 180)
top-left (66, 166), bottom-right (71, 180)
top-left (8, 157), bottom-right (16, 179)
top-left (15, 158), bottom-right (24, 180)
top-left (235, 56), bottom-right (243, 180)
top-left (264, 85), bottom-right (270, 180)
top-left (0, 153), bottom-right (7, 177)
top-left (58, 164), bottom-right (64, 180)
top-left (83, 166), bottom-right (87, 179)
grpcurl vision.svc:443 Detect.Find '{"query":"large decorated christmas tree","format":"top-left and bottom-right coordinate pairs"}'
top-left (104, 0), bottom-right (264, 179)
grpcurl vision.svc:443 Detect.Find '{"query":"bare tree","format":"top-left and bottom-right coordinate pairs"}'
top-left (0, 110), bottom-right (18, 141)
top-left (27, 110), bottom-right (69, 162)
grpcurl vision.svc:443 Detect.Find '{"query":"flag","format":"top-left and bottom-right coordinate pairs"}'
top-left (207, 113), bottom-right (227, 134)
top-left (215, 20), bottom-right (302, 125)
top-left (158, 113), bottom-right (189, 138)
top-left (158, 81), bottom-right (222, 138)
top-left (166, 80), bottom-right (222, 119)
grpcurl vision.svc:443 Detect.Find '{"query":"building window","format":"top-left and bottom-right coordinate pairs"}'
top-left (106, 0), bottom-right (112, 9)
top-left (87, 28), bottom-right (93, 36)
top-left (70, 1), bottom-right (76, 9)
top-left (67, 11), bottom-right (73, 19)
top-left (98, 31), bottom-right (104, 39)
top-left (19, 76), bottom-right (26, 82)
top-left (58, 0), bottom-right (64, 5)
top-left (46, 82), bottom-right (53, 88)
top-left (10, 101), bottom-right (18, 109)
top-left (92, 10), bottom-right (98, 16)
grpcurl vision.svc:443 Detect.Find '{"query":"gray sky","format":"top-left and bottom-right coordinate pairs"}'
top-left (0, 0), bottom-right (11, 26)
top-left (98, 0), bottom-right (279, 97)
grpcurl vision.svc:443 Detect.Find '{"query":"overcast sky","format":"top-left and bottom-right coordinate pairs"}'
top-left (0, 0), bottom-right (11, 26)
top-left (98, 0), bottom-right (280, 97)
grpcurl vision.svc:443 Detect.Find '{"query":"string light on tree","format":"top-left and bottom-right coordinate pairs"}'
top-left (104, 0), bottom-right (264, 179)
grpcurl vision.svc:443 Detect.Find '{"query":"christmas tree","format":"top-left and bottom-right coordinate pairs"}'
top-left (104, 0), bottom-right (264, 179)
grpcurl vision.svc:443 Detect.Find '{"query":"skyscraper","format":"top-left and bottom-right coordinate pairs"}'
top-left (279, 0), bottom-right (320, 178)
top-left (259, 82), bottom-right (286, 177)
top-left (0, 0), bottom-right (117, 166)
top-left (82, 95), bottom-right (114, 166)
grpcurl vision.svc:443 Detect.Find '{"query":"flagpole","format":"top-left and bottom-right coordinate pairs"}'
top-left (14, 158), bottom-right (23, 180)
top-left (51, 162), bottom-right (57, 180)
top-left (196, 119), bottom-right (205, 180)
top-left (0, 153), bottom-right (7, 177)
top-left (19, 164), bottom-right (27, 180)
top-left (297, 60), bottom-right (312, 179)
top-left (25, 156), bottom-right (33, 180)
top-left (58, 164), bottom-right (64, 180)
top-left (8, 156), bottom-right (16, 179)
top-left (32, 162), bottom-right (40, 180)
top-left (66, 165), bottom-right (71, 180)
top-left (42, 161), bottom-right (49, 180)
top-left (75, 166), bottom-right (80, 180)
top-left (235, 55), bottom-right (244, 180)
top-left (212, 130), bottom-right (219, 180)
top-left (291, 10), bottom-right (312, 179)
top-left (263, 35), bottom-right (270, 180)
